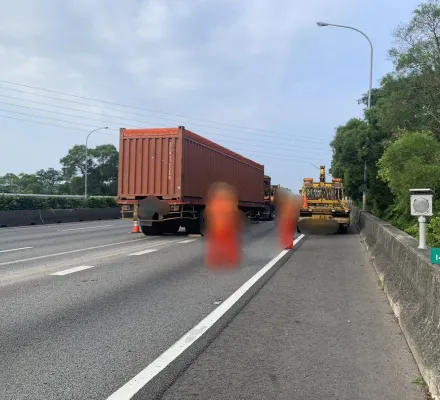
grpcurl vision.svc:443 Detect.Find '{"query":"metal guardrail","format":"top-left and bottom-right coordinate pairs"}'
top-left (0, 193), bottom-right (117, 199)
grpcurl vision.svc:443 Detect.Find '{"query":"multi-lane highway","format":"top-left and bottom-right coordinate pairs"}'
top-left (0, 220), bottom-right (425, 400)
top-left (0, 219), bottom-right (290, 400)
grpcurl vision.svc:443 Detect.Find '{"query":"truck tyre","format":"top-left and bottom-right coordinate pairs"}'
top-left (269, 209), bottom-right (274, 221)
top-left (186, 211), bottom-right (205, 235)
top-left (163, 223), bottom-right (180, 235)
top-left (338, 225), bottom-right (348, 234)
top-left (198, 211), bottom-right (206, 236)
top-left (140, 224), bottom-right (161, 236)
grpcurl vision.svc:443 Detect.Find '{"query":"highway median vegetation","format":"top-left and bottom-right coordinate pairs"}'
top-left (331, 0), bottom-right (440, 246)
top-left (0, 144), bottom-right (118, 197)
top-left (0, 195), bottom-right (117, 211)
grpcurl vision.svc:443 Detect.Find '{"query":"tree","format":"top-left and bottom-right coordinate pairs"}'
top-left (17, 173), bottom-right (43, 194)
top-left (387, 0), bottom-right (440, 138)
top-left (60, 145), bottom-right (88, 180)
top-left (331, 1), bottom-right (440, 221)
top-left (378, 130), bottom-right (440, 214)
top-left (59, 144), bottom-right (118, 195)
top-left (36, 168), bottom-right (63, 194)
top-left (330, 119), bottom-right (368, 203)
top-left (0, 173), bottom-right (20, 193)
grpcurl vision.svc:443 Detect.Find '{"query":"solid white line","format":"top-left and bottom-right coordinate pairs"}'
top-left (0, 239), bottom-right (146, 267)
top-left (56, 224), bottom-right (113, 232)
top-left (50, 265), bottom-right (95, 276)
top-left (106, 234), bottom-right (305, 400)
top-left (129, 249), bottom-right (158, 256)
top-left (179, 239), bottom-right (198, 244)
top-left (0, 246), bottom-right (33, 253)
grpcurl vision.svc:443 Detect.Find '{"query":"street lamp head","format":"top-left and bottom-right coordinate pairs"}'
top-left (316, 21), bottom-right (329, 27)
top-left (104, 127), bottom-right (108, 129)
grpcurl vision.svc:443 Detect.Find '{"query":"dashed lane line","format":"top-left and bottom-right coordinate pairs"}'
top-left (0, 246), bottom-right (33, 253)
top-left (129, 249), bottom-right (158, 256)
top-left (56, 225), bottom-right (114, 232)
top-left (0, 239), bottom-right (147, 267)
top-left (50, 265), bottom-right (96, 276)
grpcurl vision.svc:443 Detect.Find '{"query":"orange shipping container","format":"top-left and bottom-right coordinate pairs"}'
top-left (118, 126), bottom-right (265, 207)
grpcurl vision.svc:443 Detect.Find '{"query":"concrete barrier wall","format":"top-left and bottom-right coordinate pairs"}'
top-left (351, 207), bottom-right (440, 399)
top-left (0, 208), bottom-right (121, 228)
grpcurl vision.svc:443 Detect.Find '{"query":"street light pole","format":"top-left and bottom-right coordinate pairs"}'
top-left (85, 127), bottom-right (108, 199)
top-left (316, 22), bottom-right (373, 211)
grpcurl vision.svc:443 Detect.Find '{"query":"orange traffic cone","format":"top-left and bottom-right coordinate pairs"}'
top-left (302, 192), bottom-right (308, 208)
top-left (132, 220), bottom-right (140, 233)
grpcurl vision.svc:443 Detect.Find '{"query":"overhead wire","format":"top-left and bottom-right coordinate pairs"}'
top-left (0, 114), bottom-right (328, 165)
top-left (0, 93), bottom-right (331, 152)
top-left (0, 80), bottom-right (325, 142)
top-left (0, 80), bottom-right (332, 173)
top-left (0, 99), bottom-right (331, 156)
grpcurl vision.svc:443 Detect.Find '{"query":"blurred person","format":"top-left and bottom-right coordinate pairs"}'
top-left (204, 182), bottom-right (243, 269)
top-left (276, 189), bottom-right (302, 249)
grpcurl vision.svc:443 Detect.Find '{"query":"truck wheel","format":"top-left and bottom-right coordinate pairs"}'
top-left (186, 212), bottom-right (205, 235)
top-left (163, 223), bottom-right (180, 235)
top-left (140, 224), bottom-right (161, 236)
top-left (269, 210), bottom-right (274, 221)
top-left (185, 221), bottom-right (199, 235)
top-left (338, 225), bottom-right (348, 234)
top-left (198, 211), bottom-right (206, 236)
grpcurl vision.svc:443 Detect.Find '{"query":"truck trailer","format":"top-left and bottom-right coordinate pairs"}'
top-left (117, 126), bottom-right (266, 235)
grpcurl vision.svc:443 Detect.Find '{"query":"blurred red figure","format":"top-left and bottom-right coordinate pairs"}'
top-left (204, 182), bottom-right (242, 269)
top-left (276, 189), bottom-right (301, 249)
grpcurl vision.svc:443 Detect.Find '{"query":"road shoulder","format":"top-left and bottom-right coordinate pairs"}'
top-left (161, 231), bottom-right (425, 400)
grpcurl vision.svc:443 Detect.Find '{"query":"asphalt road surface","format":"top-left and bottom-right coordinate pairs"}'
top-left (0, 219), bottom-right (289, 400)
top-left (162, 228), bottom-right (424, 400)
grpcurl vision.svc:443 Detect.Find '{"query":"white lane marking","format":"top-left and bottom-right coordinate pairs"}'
top-left (129, 249), bottom-right (158, 256)
top-left (127, 238), bottom-right (193, 256)
top-left (0, 220), bottom-right (129, 233)
top-left (179, 239), bottom-right (198, 244)
top-left (0, 246), bottom-right (33, 253)
top-left (106, 234), bottom-right (305, 400)
top-left (50, 265), bottom-right (95, 276)
top-left (56, 225), bottom-right (114, 232)
top-left (0, 239), bottom-right (146, 267)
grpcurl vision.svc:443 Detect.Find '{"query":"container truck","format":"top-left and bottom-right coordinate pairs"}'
top-left (117, 126), bottom-right (266, 236)
top-left (298, 165), bottom-right (350, 233)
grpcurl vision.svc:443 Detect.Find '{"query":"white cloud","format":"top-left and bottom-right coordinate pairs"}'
top-left (0, 0), bottom-right (424, 190)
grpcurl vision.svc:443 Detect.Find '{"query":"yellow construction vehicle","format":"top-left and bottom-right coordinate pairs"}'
top-left (298, 165), bottom-right (350, 234)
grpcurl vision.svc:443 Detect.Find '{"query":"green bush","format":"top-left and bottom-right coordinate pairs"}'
top-left (427, 216), bottom-right (440, 248)
top-left (0, 195), bottom-right (117, 211)
top-left (389, 213), bottom-right (440, 248)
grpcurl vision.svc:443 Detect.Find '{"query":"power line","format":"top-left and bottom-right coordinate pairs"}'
top-left (0, 114), bottom-right (328, 164)
top-left (0, 108), bottom-right (106, 129)
top-left (0, 99), bottom-right (332, 155)
top-left (0, 105), bottom-right (329, 158)
top-left (0, 114), bottom-right (326, 165)
top-left (0, 86), bottom-right (326, 146)
top-left (0, 93), bottom-right (331, 150)
top-left (0, 79), bottom-right (325, 142)
top-left (0, 115), bottom-right (94, 132)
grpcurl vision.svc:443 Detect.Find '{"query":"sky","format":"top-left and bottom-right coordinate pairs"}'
top-left (0, 0), bottom-right (423, 193)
